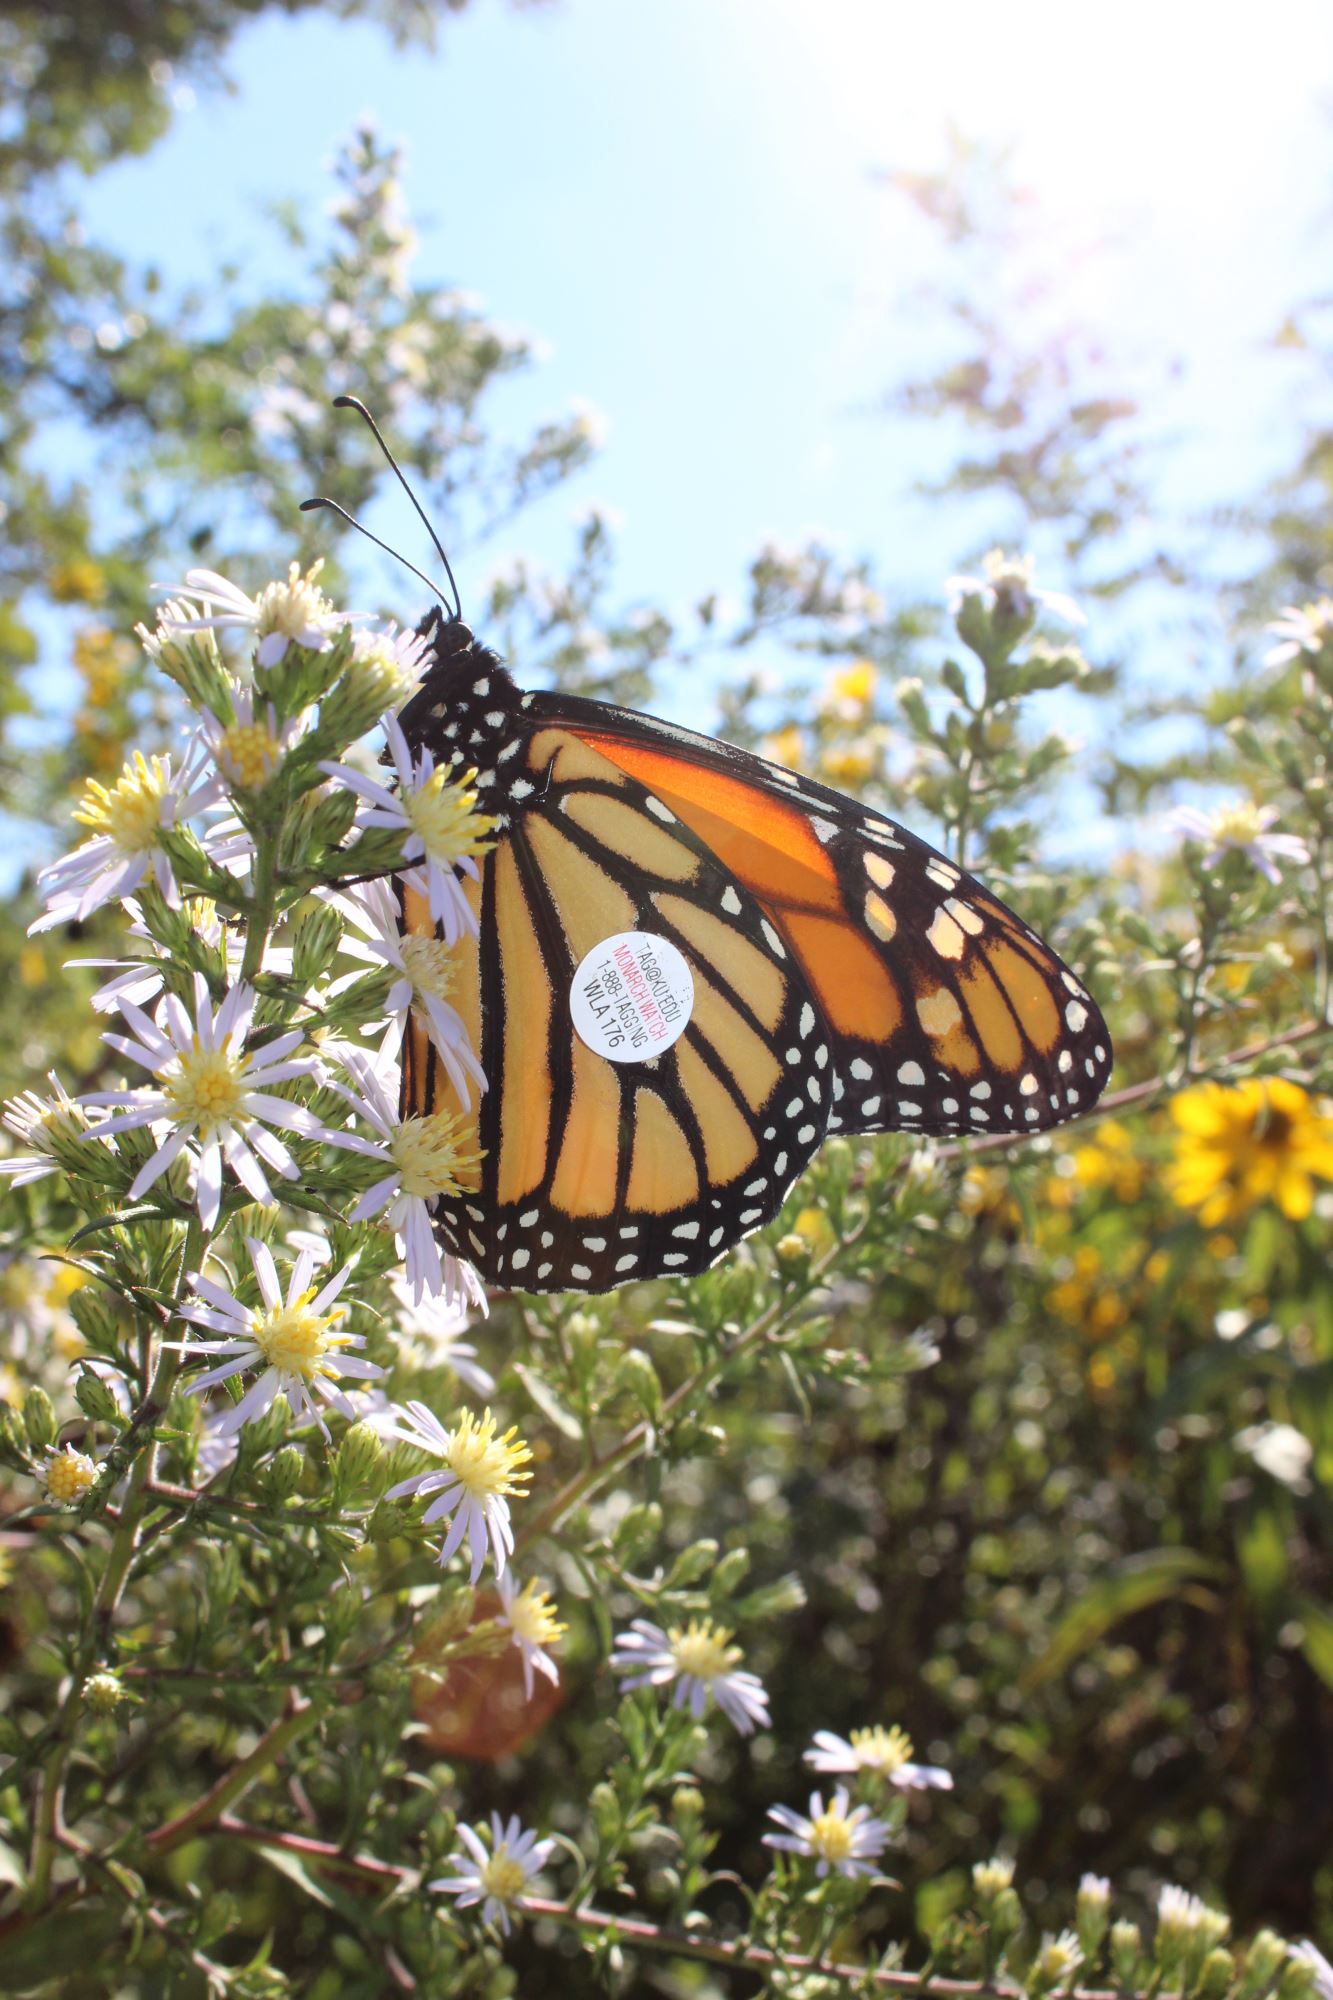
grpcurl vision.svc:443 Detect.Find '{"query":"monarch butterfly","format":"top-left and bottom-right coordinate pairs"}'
top-left (312, 405), bottom-right (1112, 1296)
top-left (385, 609), bottom-right (1111, 1295)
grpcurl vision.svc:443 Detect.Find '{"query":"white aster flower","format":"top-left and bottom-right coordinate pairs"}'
top-left (320, 714), bottom-right (496, 946)
top-left (156, 560), bottom-right (353, 668)
top-left (1157, 1884), bottom-right (1228, 1949)
top-left (1032, 1930), bottom-right (1084, 1986)
top-left (173, 1236), bottom-right (380, 1439)
top-left (1263, 597), bottom-right (1333, 668)
top-left (496, 1571), bottom-right (567, 1698)
top-left (384, 1399), bottom-right (532, 1582)
top-left (0, 1074), bottom-right (88, 1185)
top-left (946, 548), bottom-right (1085, 628)
top-left (326, 877), bottom-right (487, 1109)
top-left (763, 1786), bottom-right (890, 1880)
top-left (29, 744), bottom-right (221, 933)
top-left (609, 1616), bottom-right (770, 1735)
top-left (430, 1813), bottom-right (554, 1937)
top-left (1169, 800), bottom-right (1309, 884)
top-left (324, 1047), bottom-right (483, 1302)
top-left (390, 1276), bottom-right (493, 1393)
top-left (200, 686), bottom-right (305, 792)
top-left (1292, 1943), bottom-right (1333, 2000)
top-left (804, 1723), bottom-right (953, 1790)
top-left (82, 971), bottom-right (328, 1231)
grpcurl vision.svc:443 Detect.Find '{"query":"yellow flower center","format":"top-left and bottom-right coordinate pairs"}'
top-left (1210, 801), bottom-right (1265, 845)
top-left (444, 1407), bottom-right (532, 1500)
top-left (829, 660), bottom-right (876, 706)
top-left (400, 934), bottom-right (456, 1005)
top-left (505, 1581), bottom-right (567, 1649)
top-left (389, 1110), bottom-right (483, 1198)
top-left (809, 1802), bottom-right (856, 1865)
top-left (74, 752), bottom-right (172, 853)
top-left (250, 1290), bottom-right (348, 1380)
top-left (480, 1849), bottom-right (527, 1904)
top-left (218, 720), bottom-right (284, 789)
top-left (403, 765), bottom-right (498, 867)
top-left (849, 1724), bottom-right (913, 1773)
top-left (668, 1617), bottom-right (741, 1683)
top-left (164, 1043), bottom-right (249, 1133)
top-left (47, 1445), bottom-right (97, 1504)
top-left (254, 559), bottom-right (334, 644)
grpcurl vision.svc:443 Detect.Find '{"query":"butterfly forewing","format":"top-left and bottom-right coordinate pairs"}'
top-left (395, 613), bottom-right (1112, 1293)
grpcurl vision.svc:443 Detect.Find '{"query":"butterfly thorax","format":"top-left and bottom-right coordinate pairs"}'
top-left (397, 610), bottom-right (536, 829)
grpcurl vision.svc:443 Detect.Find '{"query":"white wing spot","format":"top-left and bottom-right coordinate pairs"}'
top-left (812, 816), bottom-right (837, 844)
top-left (898, 1100), bottom-right (921, 1116)
top-left (797, 1123), bottom-right (818, 1144)
top-left (1066, 1000), bottom-right (1089, 1032)
top-left (583, 1236), bottom-right (607, 1252)
top-left (970, 1081), bottom-right (991, 1100)
top-left (1020, 1073), bottom-right (1039, 1096)
top-left (860, 1098), bottom-right (881, 1119)
top-left (570, 1263), bottom-right (592, 1282)
top-left (898, 1061), bottom-right (925, 1086)
top-left (761, 919), bottom-right (786, 957)
top-left (799, 1003), bottom-right (815, 1038)
top-left (1058, 1050), bottom-right (1073, 1074)
top-left (510, 1248), bottom-right (530, 1271)
top-left (472, 678), bottom-right (490, 697)
top-left (721, 886), bottom-right (743, 916)
top-left (850, 1057), bottom-right (874, 1082)
top-left (615, 1254), bottom-right (638, 1273)
top-left (865, 852), bottom-right (895, 889)
top-left (945, 897), bottom-right (985, 936)
top-left (645, 797), bottom-right (676, 823)
top-left (926, 907), bottom-right (966, 960)
top-left (673, 1221), bottom-right (700, 1240)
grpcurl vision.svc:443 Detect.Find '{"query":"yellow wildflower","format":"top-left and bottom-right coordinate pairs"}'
top-left (1167, 1078), bottom-right (1333, 1225)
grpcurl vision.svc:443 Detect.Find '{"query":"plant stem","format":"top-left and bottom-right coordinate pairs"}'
top-left (146, 1703), bottom-right (320, 1856)
top-left (25, 1219), bottom-right (202, 1910)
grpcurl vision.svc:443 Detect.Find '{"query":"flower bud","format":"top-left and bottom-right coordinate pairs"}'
top-left (1237, 1931), bottom-right (1287, 2000)
top-left (1278, 1956), bottom-right (1318, 2000)
top-left (24, 1386), bottom-right (56, 1452)
top-left (263, 1445), bottom-right (306, 1504)
top-left (1199, 1949), bottom-right (1238, 2000)
top-left (1111, 1920), bottom-right (1144, 1985)
top-left (293, 902), bottom-right (344, 986)
top-left (774, 1233), bottom-right (809, 1274)
top-left (74, 1367), bottom-right (122, 1427)
top-left (1030, 1931), bottom-right (1082, 1994)
top-left (973, 1855), bottom-right (1016, 1905)
top-left (1076, 1872), bottom-right (1111, 1958)
top-left (614, 1349), bottom-right (663, 1423)
top-left (333, 1421), bottom-right (383, 1498)
top-left (304, 783), bottom-right (361, 854)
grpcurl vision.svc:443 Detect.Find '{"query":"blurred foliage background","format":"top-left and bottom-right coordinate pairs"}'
top-left (2, 0), bottom-right (1332, 1991)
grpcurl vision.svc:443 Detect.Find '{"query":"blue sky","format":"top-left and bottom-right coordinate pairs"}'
top-left (16, 0), bottom-right (1332, 889)
top-left (71, 0), bottom-right (1333, 624)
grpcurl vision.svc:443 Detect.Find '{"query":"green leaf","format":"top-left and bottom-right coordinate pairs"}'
top-left (1022, 1548), bottom-right (1224, 1688)
top-left (511, 1361), bottom-right (582, 1440)
top-left (1296, 1597), bottom-right (1333, 1692)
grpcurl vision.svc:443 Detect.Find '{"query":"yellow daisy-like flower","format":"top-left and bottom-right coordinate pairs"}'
top-left (1167, 1077), bottom-right (1333, 1225)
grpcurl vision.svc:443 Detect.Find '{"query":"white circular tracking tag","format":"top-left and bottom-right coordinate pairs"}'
top-left (570, 931), bottom-right (694, 1065)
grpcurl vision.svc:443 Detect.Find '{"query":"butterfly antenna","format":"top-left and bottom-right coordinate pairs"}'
top-left (329, 394), bottom-right (463, 622)
top-left (299, 495), bottom-right (452, 610)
